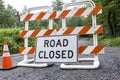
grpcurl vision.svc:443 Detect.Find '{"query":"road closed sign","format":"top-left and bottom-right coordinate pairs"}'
top-left (35, 35), bottom-right (78, 63)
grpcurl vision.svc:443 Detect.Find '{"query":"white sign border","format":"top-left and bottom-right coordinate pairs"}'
top-left (34, 34), bottom-right (78, 63)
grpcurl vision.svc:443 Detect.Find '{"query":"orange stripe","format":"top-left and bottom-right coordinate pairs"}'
top-left (56, 28), bottom-right (60, 32)
top-left (4, 41), bottom-right (8, 45)
top-left (19, 47), bottom-right (25, 54)
top-left (36, 12), bottom-right (46, 20)
top-left (94, 25), bottom-right (103, 34)
top-left (63, 27), bottom-right (75, 35)
top-left (30, 30), bottom-right (40, 37)
top-left (78, 26), bottom-right (91, 35)
top-left (90, 6), bottom-right (102, 15)
top-left (49, 11), bottom-right (56, 19)
top-left (28, 47), bottom-right (35, 54)
top-left (43, 29), bottom-right (54, 36)
top-left (20, 30), bottom-right (28, 38)
top-left (23, 14), bottom-right (33, 21)
top-left (91, 46), bottom-right (104, 54)
top-left (74, 8), bottom-right (86, 17)
top-left (3, 50), bottom-right (9, 53)
top-left (78, 46), bottom-right (88, 54)
top-left (58, 10), bottom-right (71, 18)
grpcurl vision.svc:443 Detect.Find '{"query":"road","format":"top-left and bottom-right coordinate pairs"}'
top-left (0, 39), bottom-right (120, 80)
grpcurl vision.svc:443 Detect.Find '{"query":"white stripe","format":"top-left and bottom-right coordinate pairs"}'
top-left (25, 30), bottom-right (34, 37)
top-left (71, 27), bottom-right (83, 34)
top-left (36, 30), bottom-right (47, 37)
top-left (23, 47), bottom-right (31, 54)
top-left (50, 30), bottom-right (57, 35)
top-left (82, 46), bottom-right (94, 54)
top-left (66, 8), bottom-right (78, 18)
top-left (29, 12), bottom-right (40, 21)
top-left (99, 48), bottom-right (104, 54)
top-left (21, 47), bottom-right (35, 54)
top-left (97, 9), bottom-right (102, 14)
top-left (86, 26), bottom-right (94, 34)
top-left (3, 52), bottom-right (10, 57)
top-left (86, 25), bottom-right (100, 34)
top-left (81, 8), bottom-right (92, 16)
top-left (42, 11), bottom-right (51, 19)
top-left (57, 28), bottom-right (64, 35)
top-left (56, 11), bottom-right (63, 18)
top-left (20, 14), bottom-right (27, 21)
top-left (3, 45), bottom-right (9, 51)
top-left (95, 25), bottom-right (100, 32)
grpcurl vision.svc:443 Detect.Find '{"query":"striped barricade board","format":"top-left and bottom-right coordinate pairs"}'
top-left (20, 45), bottom-right (104, 55)
top-left (20, 6), bottom-right (102, 21)
top-left (20, 25), bottom-right (103, 38)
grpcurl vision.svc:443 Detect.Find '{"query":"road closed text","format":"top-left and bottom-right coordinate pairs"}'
top-left (39, 50), bottom-right (73, 59)
top-left (35, 35), bottom-right (77, 62)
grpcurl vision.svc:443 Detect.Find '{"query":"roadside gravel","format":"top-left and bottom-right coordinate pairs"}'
top-left (0, 39), bottom-right (120, 80)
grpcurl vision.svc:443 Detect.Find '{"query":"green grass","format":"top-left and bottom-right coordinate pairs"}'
top-left (96, 35), bottom-right (120, 47)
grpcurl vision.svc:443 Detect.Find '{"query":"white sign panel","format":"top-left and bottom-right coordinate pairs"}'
top-left (35, 35), bottom-right (78, 62)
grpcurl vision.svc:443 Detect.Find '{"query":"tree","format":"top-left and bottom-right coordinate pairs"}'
top-left (0, 0), bottom-right (5, 26)
top-left (0, 0), bottom-right (20, 28)
top-left (52, 0), bottom-right (64, 11)
top-left (85, 0), bottom-right (120, 37)
top-left (4, 4), bottom-right (18, 28)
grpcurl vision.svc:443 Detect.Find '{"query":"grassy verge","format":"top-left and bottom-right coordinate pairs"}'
top-left (98, 35), bottom-right (120, 47)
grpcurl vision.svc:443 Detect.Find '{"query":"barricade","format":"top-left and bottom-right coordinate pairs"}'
top-left (18, 0), bottom-right (104, 69)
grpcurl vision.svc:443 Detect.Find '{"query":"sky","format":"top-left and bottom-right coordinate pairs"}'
top-left (3, 0), bottom-right (71, 12)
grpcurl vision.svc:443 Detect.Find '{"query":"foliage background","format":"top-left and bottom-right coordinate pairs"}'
top-left (0, 0), bottom-right (120, 55)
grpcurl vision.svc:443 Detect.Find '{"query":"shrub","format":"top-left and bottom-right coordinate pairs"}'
top-left (0, 28), bottom-right (23, 55)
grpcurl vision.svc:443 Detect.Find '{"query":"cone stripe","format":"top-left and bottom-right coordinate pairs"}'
top-left (20, 6), bottom-right (102, 21)
top-left (3, 52), bottom-right (11, 57)
top-left (3, 50), bottom-right (10, 53)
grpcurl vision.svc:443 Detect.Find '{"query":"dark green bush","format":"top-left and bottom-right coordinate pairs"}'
top-left (0, 28), bottom-right (23, 55)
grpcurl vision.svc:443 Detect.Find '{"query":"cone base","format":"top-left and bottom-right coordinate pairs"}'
top-left (2, 56), bottom-right (12, 69)
top-left (0, 66), bottom-right (18, 70)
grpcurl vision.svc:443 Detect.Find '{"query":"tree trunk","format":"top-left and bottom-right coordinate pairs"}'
top-left (108, 9), bottom-right (114, 37)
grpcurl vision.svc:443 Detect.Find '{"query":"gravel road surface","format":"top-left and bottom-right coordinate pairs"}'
top-left (0, 39), bottom-right (120, 80)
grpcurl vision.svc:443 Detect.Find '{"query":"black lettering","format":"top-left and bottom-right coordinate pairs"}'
top-left (49, 51), bottom-right (54, 58)
top-left (63, 39), bottom-right (68, 47)
top-left (44, 40), bottom-right (49, 47)
top-left (68, 50), bottom-right (73, 58)
top-left (39, 51), bottom-right (43, 59)
top-left (62, 50), bottom-right (66, 59)
top-left (44, 51), bottom-right (48, 59)
top-left (50, 39), bottom-right (55, 47)
top-left (55, 50), bottom-right (60, 59)
top-left (56, 39), bottom-right (62, 47)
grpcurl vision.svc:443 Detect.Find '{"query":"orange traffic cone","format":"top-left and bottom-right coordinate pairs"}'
top-left (0, 41), bottom-right (17, 70)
